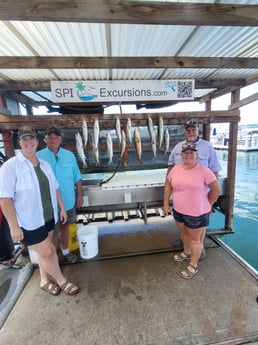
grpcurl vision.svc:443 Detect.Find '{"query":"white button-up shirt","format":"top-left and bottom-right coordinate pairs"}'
top-left (168, 137), bottom-right (222, 173)
top-left (0, 151), bottom-right (59, 230)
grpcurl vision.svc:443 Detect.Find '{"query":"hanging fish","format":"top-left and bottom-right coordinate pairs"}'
top-left (106, 132), bottom-right (113, 165)
top-left (133, 128), bottom-right (142, 164)
top-left (147, 116), bottom-right (154, 141)
top-left (147, 116), bottom-right (156, 159)
top-left (151, 132), bottom-right (157, 160)
top-left (82, 118), bottom-right (88, 147)
top-left (158, 115), bottom-right (164, 150)
top-left (116, 117), bottom-right (121, 144)
top-left (93, 118), bottom-right (99, 149)
top-left (126, 117), bottom-right (132, 143)
top-left (91, 132), bottom-right (100, 166)
top-left (164, 127), bottom-right (170, 154)
top-left (75, 132), bottom-right (87, 168)
top-left (120, 129), bottom-right (126, 158)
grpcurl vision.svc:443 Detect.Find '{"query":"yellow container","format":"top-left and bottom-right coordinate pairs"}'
top-left (68, 223), bottom-right (80, 252)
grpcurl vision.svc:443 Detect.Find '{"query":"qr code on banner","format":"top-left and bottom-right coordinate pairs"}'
top-left (177, 81), bottom-right (193, 98)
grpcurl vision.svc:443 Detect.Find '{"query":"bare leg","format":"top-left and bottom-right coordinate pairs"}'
top-left (60, 222), bottom-right (69, 251)
top-left (52, 233), bottom-right (60, 249)
top-left (173, 222), bottom-right (192, 261)
top-left (180, 226), bottom-right (204, 278)
top-left (59, 222), bottom-right (78, 264)
top-left (176, 221), bottom-right (191, 254)
top-left (180, 227), bottom-right (204, 279)
top-left (200, 227), bottom-right (206, 250)
top-left (31, 234), bottom-right (67, 288)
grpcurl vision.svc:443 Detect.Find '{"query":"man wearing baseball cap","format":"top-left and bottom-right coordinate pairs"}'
top-left (37, 126), bottom-right (83, 264)
top-left (167, 119), bottom-right (221, 178)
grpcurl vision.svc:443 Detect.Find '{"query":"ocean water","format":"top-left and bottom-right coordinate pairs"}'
top-left (211, 150), bottom-right (258, 271)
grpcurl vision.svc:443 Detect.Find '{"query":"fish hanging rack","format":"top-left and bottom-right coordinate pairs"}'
top-left (0, 110), bottom-right (240, 176)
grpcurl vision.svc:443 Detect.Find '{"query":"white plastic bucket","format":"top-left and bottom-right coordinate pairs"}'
top-left (28, 247), bottom-right (39, 264)
top-left (77, 225), bottom-right (98, 259)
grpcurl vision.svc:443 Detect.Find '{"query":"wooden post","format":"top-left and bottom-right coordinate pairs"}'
top-left (0, 95), bottom-right (15, 158)
top-left (204, 100), bottom-right (211, 140)
top-left (224, 89), bottom-right (240, 230)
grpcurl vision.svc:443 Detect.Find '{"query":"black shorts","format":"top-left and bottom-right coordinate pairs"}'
top-left (21, 218), bottom-right (55, 246)
top-left (172, 208), bottom-right (209, 229)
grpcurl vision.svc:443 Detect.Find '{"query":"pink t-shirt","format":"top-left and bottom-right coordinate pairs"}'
top-left (167, 163), bottom-right (216, 216)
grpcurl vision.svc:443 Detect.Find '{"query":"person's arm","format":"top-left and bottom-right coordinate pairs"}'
top-left (76, 179), bottom-right (83, 208)
top-left (208, 144), bottom-right (222, 177)
top-left (166, 165), bottom-right (174, 178)
top-left (207, 180), bottom-right (221, 210)
top-left (56, 189), bottom-right (67, 224)
top-left (163, 179), bottom-right (172, 215)
top-left (71, 152), bottom-right (83, 208)
top-left (0, 198), bottom-right (24, 243)
top-left (166, 142), bottom-right (182, 178)
top-left (213, 171), bottom-right (219, 179)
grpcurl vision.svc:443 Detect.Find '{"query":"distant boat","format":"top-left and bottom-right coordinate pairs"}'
top-left (211, 123), bottom-right (258, 151)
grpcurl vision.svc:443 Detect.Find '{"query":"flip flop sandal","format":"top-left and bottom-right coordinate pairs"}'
top-left (61, 281), bottom-right (80, 296)
top-left (180, 264), bottom-right (198, 279)
top-left (173, 252), bottom-right (191, 262)
top-left (40, 281), bottom-right (61, 296)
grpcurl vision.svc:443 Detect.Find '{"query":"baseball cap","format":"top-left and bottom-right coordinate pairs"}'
top-left (18, 126), bottom-right (37, 139)
top-left (45, 126), bottom-right (61, 136)
top-left (181, 143), bottom-right (198, 152)
top-left (184, 120), bottom-right (199, 129)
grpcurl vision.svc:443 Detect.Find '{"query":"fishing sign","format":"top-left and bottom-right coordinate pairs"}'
top-left (50, 80), bottom-right (194, 103)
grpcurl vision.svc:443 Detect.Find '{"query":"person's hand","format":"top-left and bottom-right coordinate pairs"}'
top-left (77, 195), bottom-right (83, 208)
top-left (10, 225), bottom-right (24, 243)
top-left (60, 209), bottom-right (67, 224)
top-left (163, 204), bottom-right (171, 216)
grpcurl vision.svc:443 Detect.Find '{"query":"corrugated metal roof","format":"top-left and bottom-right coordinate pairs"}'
top-left (0, 0), bottom-right (257, 104)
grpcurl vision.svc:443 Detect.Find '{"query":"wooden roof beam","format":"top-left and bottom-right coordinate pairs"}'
top-left (229, 92), bottom-right (258, 110)
top-left (199, 87), bottom-right (241, 103)
top-left (0, 1), bottom-right (257, 26)
top-left (0, 56), bottom-right (257, 69)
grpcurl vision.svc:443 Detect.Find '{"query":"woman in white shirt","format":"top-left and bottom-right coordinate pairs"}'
top-left (0, 126), bottom-right (79, 296)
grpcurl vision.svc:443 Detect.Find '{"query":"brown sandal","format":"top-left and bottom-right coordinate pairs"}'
top-left (180, 264), bottom-right (198, 279)
top-left (173, 252), bottom-right (191, 262)
top-left (60, 281), bottom-right (80, 295)
top-left (40, 281), bottom-right (61, 296)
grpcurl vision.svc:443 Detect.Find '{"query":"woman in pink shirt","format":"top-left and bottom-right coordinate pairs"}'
top-left (164, 143), bottom-right (221, 279)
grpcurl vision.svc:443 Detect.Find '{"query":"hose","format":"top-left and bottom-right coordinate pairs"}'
top-left (99, 157), bottom-right (122, 186)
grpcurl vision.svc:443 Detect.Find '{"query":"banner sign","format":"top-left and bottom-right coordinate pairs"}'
top-left (50, 79), bottom-right (194, 103)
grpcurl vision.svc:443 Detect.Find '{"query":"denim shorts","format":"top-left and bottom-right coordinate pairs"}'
top-left (21, 218), bottom-right (55, 246)
top-left (172, 208), bottom-right (209, 229)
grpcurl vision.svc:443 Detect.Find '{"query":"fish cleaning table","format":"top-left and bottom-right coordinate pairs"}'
top-left (82, 169), bottom-right (166, 223)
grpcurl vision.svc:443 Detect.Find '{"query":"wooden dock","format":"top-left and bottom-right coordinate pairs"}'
top-left (1, 217), bottom-right (258, 345)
